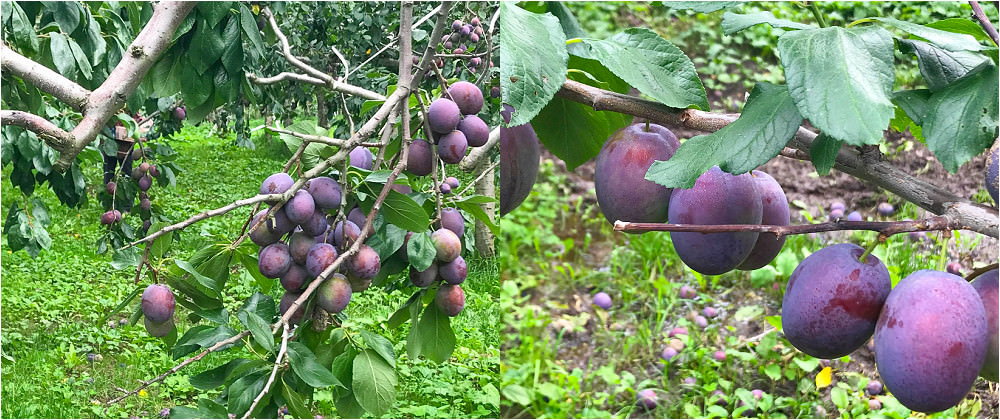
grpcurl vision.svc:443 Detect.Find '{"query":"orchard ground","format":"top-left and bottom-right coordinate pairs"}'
top-left (0, 123), bottom-right (500, 419)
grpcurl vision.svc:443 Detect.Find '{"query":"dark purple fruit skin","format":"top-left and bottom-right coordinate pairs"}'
top-left (106, 182), bottom-right (117, 195)
top-left (306, 243), bottom-right (338, 277)
top-left (438, 131), bottom-right (468, 164)
top-left (138, 175), bottom-right (152, 191)
top-left (738, 171), bottom-right (790, 270)
top-left (300, 210), bottom-right (329, 237)
top-left (280, 264), bottom-right (310, 291)
top-left (439, 183), bottom-right (452, 194)
top-left (458, 115), bottom-right (489, 147)
top-left (259, 243), bottom-right (293, 279)
top-left (288, 231), bottom-right (316, 265)
top-left (435, 284), bottom-right (465, 316)
top-left (391, 183), bottom-right (412, 194)
top-left (249, 211), bottom-right (283, 246)
top-left (141, 284), bottom-right (175, 323)
top-left (406, 139), bottom-right (433, 176)
top-left (972, 269), bottom-right (999, 382)
top-left (140, 198), bottom-right (152, 211)
top-left (448, 81), bottom-right (484, 115)
top-left (782, 243), bottom-right (891, 359)
top-left (334, 220), bottom-right (361, 249)
top-left (446, 177), bottom-right (460, 189)
top-left (348, 245), bottom-right (381, 280)
top-left (279, 291), bottom-right (307, 324)
top-left (499, 123), bottom-right (540, 215)
top-left (316, 274), bottom-right (352, 313)
top-left (410, 262), bottom-right (438, 287)
top-left (986, 139), bottom-right (998, 203)
top-left (668, 167), bottom-right (762, 275)
top-left (636, 389), bottom-right (658, 410)
top-left (144, 317), bottom-right (174, 337)
top-left (261, 172), bottom-right (294, 195)
top-left (431, 229), bottom-right (461, 262)
top-left (440, 208), bottom-right (464, 237)
top-left (874, 270), bottom-right (988, 413)
top-left (595, 123), bottom-right (680, 225)
top-left (349, 147), bottom-right (374, 170)
top-left (347, 273), bottom-right (372, 292)
top-left (348, 207), bottom-right (367, 230)
top-left (440, 255), bottom-right (467, 284)
top-left (306, 177), bottom-right (342, 209)
top-left (490, 86), bottom-right (500, 98)
top-left (173, 106), bottom-right (186, 120)
top-left (284, 190), bottom-right (315, 224)
top-left (101, 211), bottom-right (117, 225)
top-left (428, 99), bottom-right (461, 133)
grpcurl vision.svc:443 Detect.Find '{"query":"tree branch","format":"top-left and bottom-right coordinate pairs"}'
top-left (262, 126), bottom-right (381, 148)
top-left (1, 42), bottom-right (91, 111)
top-left (969, 1), bottom-right (1000, 46)
top-left (555, 79), bottom-right (1000, 238)
top-left (966, 262), bottom-right (1000, 281)
top-left (242, 324), bottom-right (289, 419)
top-left (0, 110), bottom-right (75, 150)
top-left (246, 71), bottom-right (325, 86)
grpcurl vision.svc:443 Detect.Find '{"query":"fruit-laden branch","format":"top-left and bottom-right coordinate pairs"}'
top-left (615, 215), bottom-right (965, 240)
top-left (1, 2), bottom-right (197, 172)
top-left (261, 6), bottom-right (386, 101)
top-left (969, 1), bottom-right (999, 46)
top-left (557, 79), bottom-right (1000, 238)
top-left (458, 127), bottom-right (499, 171)
top-left (1, 43), bottom-right (91, 111)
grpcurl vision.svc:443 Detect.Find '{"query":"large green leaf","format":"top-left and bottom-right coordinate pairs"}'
top-left (582, 28), bottom-right (708, 110)
top-left (170, 398), bottom-right (229, 419)
top-left (189, 16), bottom-right (226, 75)
top-left (646, 83), bottom-right (802, 189)
top-left (197, 1), bottom-right (232, 28)
top-left (500, 2), bottom-right (569, 126)
top-left (42, 1), bottom-right (81, 34)
top-left (809, 133), bottom-right (843, 176)
top-left (892, 89), bottom-right (932, 126)
top-left (227, 370), bottom-right (268, 417)
top-left (406, 231), bottom-right (435, 272)
top-left (287, 342), bottom-right (344, 388)
top-left (359, 329), bottom-right (396, 368)
top-left (172, 325), bottom-right (239, 359)
top-left (174, 259), bottom-right (223, 298)
top-left (352, 348), bottom-right (398, 415)
top-left (897, 39), bottom-right (989, 92)
top-left (281, 378), bottom-right (312, 419)
top-left (871, 17), bottom-right (984, 51)
top-left (721, 11), bottom-right (814, 35)
top-left (778, 26), bottom-right (895, 145)
top-left (925, 18), bottom-right (992, 43)
top-left (922, 63), bottom-right (999, 172)
top-left (180, 56), bottom-right (213, 107)
top-left (662, 2), bottom-right (743, 13)
top-left (219, 15), bottom-right (244, 76)
top-left (379, 190), bottom-right (430, 233)
top-left (9, 2), bottom-right (39, 52)
top-left (531, 95), bottom-right (631, 170)
top-left (188, 359), bottom-right (254, 390)
top-left (410, 302), bottom-right (455, 363)
top-left (48, 32), bottom-right (76, 79)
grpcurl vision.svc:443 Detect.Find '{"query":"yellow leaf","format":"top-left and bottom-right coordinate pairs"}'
top-left (252, 4), bottom-right (260, 15)
top-left (816, 366), bottom-right (832, 389)
top-left (139, 389), bottom-right (149, 398)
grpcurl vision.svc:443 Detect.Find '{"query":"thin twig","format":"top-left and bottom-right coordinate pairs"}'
top-left (969, 1), bottom-right (1000, 46)
top-left (242, 323), bottom-right (289, 419)
top-left (966, 262), bottom-right (1000, 281)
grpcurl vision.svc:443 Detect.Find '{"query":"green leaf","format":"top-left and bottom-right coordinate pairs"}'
top-left (778, 26), bottom-right (895, 145)
top-left (43, 1), bottom-right (81, 34)
top-left (546, 1), bottom-right (588, 57)
top-left (809, 133), bottom-right (842, 176)
top-left (240, 311), bottom-right (274, 354)
top-left (189, 17), bottom-right (226, 75)
top-left (48, 32), bottom-right (76, 79)
top-left (764, 315), bottom-right (783, 332)
top-left (147, 222), bottom-right (174, 259)
top-left (380, 190), bottom-right (430, 232)
top-left (189, 359), bottom-right (253, 390)
top-left (359, 329), bottom-right (396, 368)
top-left (150, 54), bottom-right (181, 98)
top-left (646, 83), bottom-right (802, 188)
top-left (239, 4), bottom-right (264, 61)
top-left (922, 63), bottom-right (999, 172)
top-left (411, 302), bottom-right (455, 363)
top-left (287, 342), bottom-right (343, 388)
top-left (172, 325), bottom-right (239, 360)
top-left (180, 56), bottom-right (213, 108)
top-left (352, 348), bottom-right (398, 415)
top-left (171, 398), bottom-right (229, 419)
top-left (582, 28), bottom-right (708, 110)
top-left (871, 17), bottom-right (984, 51)
top-left (830, 386), bottom-right (848, 409)
top-left (763, 363), bottom-right (782, 381)
top-left (82, 11), bottom-right (106, 64)
top-left (893, 89), bottom-right (932, 126)
top-left (111, 247), bottom-right (141, 270)
top-left (363, 216), bottom-right (406, 262)
top-left (227, 370), bottom-right (268, 416)
top-left (897, 39), bottom-right (989, 92)
top-left (174, 259), bottom-right (223, 298)
top-left (501, 384), bottom-right (532, 406)
top-left (406, 231), bottom-right (435, 272)
top-left (220, 15), bottom-right (244, 75)
top-left (67, 35), bottom-right (92, 80)
top-left (98, 286), bottom-right (142, 326)
top-left (281, 378), bottom-right (312, 419)
top-left (197, 1), bottom-right (232, 28)
top-left (926, 18), bottom-right (992, 43)
top-left (721, 11), bottom-right (815, 35)
top-left (455, 200), bottom-right (499, 236)
top-left (531, 95), bottom-right (631, 170)
top-left (664, 1), bottom-right (743, 13)
top-left (500, 2), bottom-right (569, 127)
top-left (10, 2), bottom-right (39, 52)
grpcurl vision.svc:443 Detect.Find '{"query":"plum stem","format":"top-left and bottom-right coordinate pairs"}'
top-left (808, 2), bottom-right (829, 28)
top-left (965, 263), bottom-right (1000, 281)
top-left (858, 239), bottom-right (880, 263)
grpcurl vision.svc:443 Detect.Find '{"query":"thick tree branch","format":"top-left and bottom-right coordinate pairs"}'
top-left (969, 1), bottom-right (1000, 46)
top-left (556, 79), bottom-right (1000, 238)
top-left (0, 110), bottom-right (75, 150)
top-left (262, 7), bottom-right (386, 101)
top-left (247, 71), bottom-right (325, 86)
top-left (1, 42), bottom-right (91, 111)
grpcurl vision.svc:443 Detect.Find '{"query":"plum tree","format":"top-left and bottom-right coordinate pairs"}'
top-left (259, 243), bottom-right (293, 279)
top-left (316, 273), bottom-right (352, 314)
top-left (406, 139), bottom-right (433, 176)
top-left (428, 98), bottom-right (461, 133)
top-left (261, 172), bottom-right (294, 195)
top-left (435, 284), bottom-right (465, 316)
top-left (595, 123), bottom-right (680, 225)
top-left (440, 207), bottom-right (464, 237)
top-left (874, 270), bottom-right (988, 413)
top-left (138, 175), bottom-right (152, 191)
top-left (106, 182), bottom-right (117, 195)
top-left (431, 228), bottom-right (461, 262)
top-left (172, 106), bottom-right (186, 121)
top-left (349, 147), bottom-right (375, 170)
top-left (439, 255), bottom-right (467, 284)
top-left (668, 166), bottom-right (762, 275)
top-left (737, 170), bottom-right (789, 270)
top-left (141, 284), bottom-right (176, 324)
top-left (410, 263), bottom-right (439, 287)
top-left (448, 81), bottom-right (484, 115)
top-left (101, 210), bottom-right (118, 225)
top-left (440, 182), bottom-right (452, 194)
top-left (458, 115), bottom-right (489, 147)
top-left (438, 130), bottom-right (469, 164)
top-left (305, 243), bottom-right (338, 277)
top-left (306, 177), bottom-right (342, 209)
top-left (499, 123), bottom-right (540, 215)
top-left (348, 245), bottom-right (381, 280)
top-left (782, 243), bottom-right (890, 358)
top-left (593, 292), bottom-right (612, 309)
top-left (972, 269), bottom-right (998, 382)
top-left (280, 264), bottom-right (310, 292)
top-left (288, 231), bottom-right (316, 265)
top-left (446, 177), bottom-right (460, 189)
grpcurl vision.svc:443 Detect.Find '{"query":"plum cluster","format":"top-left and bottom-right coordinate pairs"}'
top-left (411, 81), bottom-right (489, 172)
top-left (440, 16), bottom-right (489, 74)
top-left (408, 227), bottom-right (467, 316)
top-left (101, 141), bottom-right (163, 235)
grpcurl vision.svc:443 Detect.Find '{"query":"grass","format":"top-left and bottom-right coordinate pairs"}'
top-left (499, 159), bottom-right (996, 419)
top-left (1, 122), bottom-right (499, 418)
